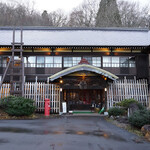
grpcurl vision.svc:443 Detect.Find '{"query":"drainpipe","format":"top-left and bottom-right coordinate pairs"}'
top-left (148, 87), bottom-right (150, 110)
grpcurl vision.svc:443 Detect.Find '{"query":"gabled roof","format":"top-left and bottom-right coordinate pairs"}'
top-left (0, 27), bottom-right (149, 47)
top-left (49, 64), bottom-right (119, 81)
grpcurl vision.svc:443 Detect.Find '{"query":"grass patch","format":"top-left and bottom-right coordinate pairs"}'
top-left (125, 125), bottom-right (143, 137)
top-left (105, 117), bottom-right (143, 137)
top-left (0, 109), bottom-right (38, 120)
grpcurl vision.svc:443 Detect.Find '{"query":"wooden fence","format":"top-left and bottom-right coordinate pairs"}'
top-left (0, 82), bottom-right (60, 113)
top-left (0, 83), bottom-right (10, 98)
top-left (0, 78), bottom-right (149, 111)
top-left (24, 83), bottom-right (60, 113)
top-left (107, 77), bottom-right (149, 109)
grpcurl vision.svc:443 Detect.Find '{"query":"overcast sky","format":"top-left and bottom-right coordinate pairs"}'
top-left (0, 0), bottom-right (149, 13)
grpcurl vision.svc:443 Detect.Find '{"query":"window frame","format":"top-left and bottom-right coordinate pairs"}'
top-left (102, 56), bottom-right (136, 68)
top-left (63, 57), bottom-right (81, 67)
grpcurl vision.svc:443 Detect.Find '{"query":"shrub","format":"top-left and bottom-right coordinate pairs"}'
top-left (129, 109), bottom-right (150, 128)
top-left (0, 95), bottom-right (16, 109)
top-left (0, 96), bottom-right (36, 116)
top-left (117, 99), bottom-right (138, 108)
top-left (108, 107), bottom-right (125, 116)
top-left (136, 103), bottom-right (145, 110)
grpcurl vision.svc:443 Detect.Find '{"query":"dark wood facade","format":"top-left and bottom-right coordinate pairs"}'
top-left (0, 46), bottom-right (148, 82)
top-left (0, 27), bottom-right (150, 110)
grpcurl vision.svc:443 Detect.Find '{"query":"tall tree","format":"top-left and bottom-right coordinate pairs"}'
top-left (49, 10), bottom-right (67, 27)
top-left (118, 1), bottom-right (150, 28)
top-left (41, 10), bottom-right (51, 26)
top-left (96, 0), bottom-right (122, 27)
top-left (67, 0), bottom-right (99, 27)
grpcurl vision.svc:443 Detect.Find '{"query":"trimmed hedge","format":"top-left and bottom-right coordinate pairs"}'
top-left (129, 109), bottom-right (150, 128)
top-left (0, 96), bottom-right (36, 116)
top-left (108, 107), bottom-right (125, 116)
top-left (117, 99), bottom-right (138, 108)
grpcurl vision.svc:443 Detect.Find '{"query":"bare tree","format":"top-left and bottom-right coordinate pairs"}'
top-left (0, 3), bottom-right (15, 26)
top-left (67, 0), bottom-right (99, 27)
top-left (0, 2), bottom-right (68, 27)
top-left (0, 2), bottom-right (42, 26)
top-left (0, 0), bottom-right (149, 28)
top-left (118, 0), bottom-right (150, 28)
top-left (49, 10), bottom-right (67, 27)
top-left (68, 10), bottom-right (85, 27)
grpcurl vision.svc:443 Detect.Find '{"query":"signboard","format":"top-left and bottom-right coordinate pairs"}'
top-left (62, 102), bottom-right (67, 113)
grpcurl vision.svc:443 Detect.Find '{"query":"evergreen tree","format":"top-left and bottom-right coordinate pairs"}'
top-left (41, 10), bottom-right (52, 26)
top-left (96, 0), bottom-right (122, 27)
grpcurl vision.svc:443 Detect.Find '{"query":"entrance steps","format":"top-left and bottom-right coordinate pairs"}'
top-left (65, 110), bottom-right (106, 117)
top-left (72, 110), bottom-right (94, 114)
top-left (65, 113), bottom-right (105, 117)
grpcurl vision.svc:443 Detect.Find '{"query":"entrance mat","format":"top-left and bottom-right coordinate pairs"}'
top-left (73, 111), bottom-right (94, 114)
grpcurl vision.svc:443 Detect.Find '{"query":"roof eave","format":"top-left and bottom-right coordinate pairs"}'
top-left (49, 64), bottom-right (119, 82)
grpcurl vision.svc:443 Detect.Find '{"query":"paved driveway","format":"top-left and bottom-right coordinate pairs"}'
top-left (0, 116), bottom-right (149, 150)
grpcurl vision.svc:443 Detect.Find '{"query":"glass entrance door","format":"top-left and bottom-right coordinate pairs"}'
top-left (63, 89), bottom-right (103, 110)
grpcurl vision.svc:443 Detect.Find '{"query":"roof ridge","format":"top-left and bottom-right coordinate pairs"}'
top-left (0, 26), bottom-right (149, 32)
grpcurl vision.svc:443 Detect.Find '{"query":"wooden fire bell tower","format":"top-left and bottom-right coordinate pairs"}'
top-left (0, 28), bottom-right (24, 97)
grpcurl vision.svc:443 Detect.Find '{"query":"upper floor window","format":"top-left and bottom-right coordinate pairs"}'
top-left (120, 57), bottom-right (128, 67)
top-left (45, 56), bottom-right (53, 67)
top-left (103, 57), bottom-right (111, 67)
top-left (63, 57), bottom-right (101, 67)
top-left (103, 57), bottom-right (120, 67)
top-left (25, 56), bottom-right (62, 68)
top-left (2, 56), bottom-right (10, 67)
top-left (83, 56), bottom-right (92, 64)
top-left (73, 57), bottom-right (81, 66)
top-left (112, 57), bottom-right (119, 67)
top-left (37, 56), bottom-right (45, 67)
top-left (129, 57), bottom-right (136, 67)
top-left (103, 56), bottom-right (135, 68)
top-left (28, 56), bottom-right (36, 67)
top-left (54, 57), bottom-right (62, 68)
top-left (24, 57), bottom-right (27, 67)
top-left (64, 57), bottom-right (81, 67)
top-left (92, 57), bottom-right (101, 67)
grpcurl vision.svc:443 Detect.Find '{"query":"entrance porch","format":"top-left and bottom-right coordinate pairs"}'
top-left (49, 62), bottom-right (118, 112)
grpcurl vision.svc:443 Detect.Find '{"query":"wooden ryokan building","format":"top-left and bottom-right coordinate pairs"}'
top-left (0, 27), bottom-right (150, 112)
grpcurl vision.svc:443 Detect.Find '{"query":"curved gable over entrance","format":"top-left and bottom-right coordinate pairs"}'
top-left (49, 64), bottom-right (119, 81)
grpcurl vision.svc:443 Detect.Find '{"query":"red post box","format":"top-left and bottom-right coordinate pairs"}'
top-left (45, 99), bottom-right (50, 116)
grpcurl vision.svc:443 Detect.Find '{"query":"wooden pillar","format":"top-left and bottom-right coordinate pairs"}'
top-left (104, 81), bottom-right (109, 110)
top-left (104, 88), bottom-right (107, 110)
top-left (149, 88), bottom-right (150, 109)
top-left (35, 76), bottom-right (38, 83)
top-left (59, 85), bottom-right (63, 113)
